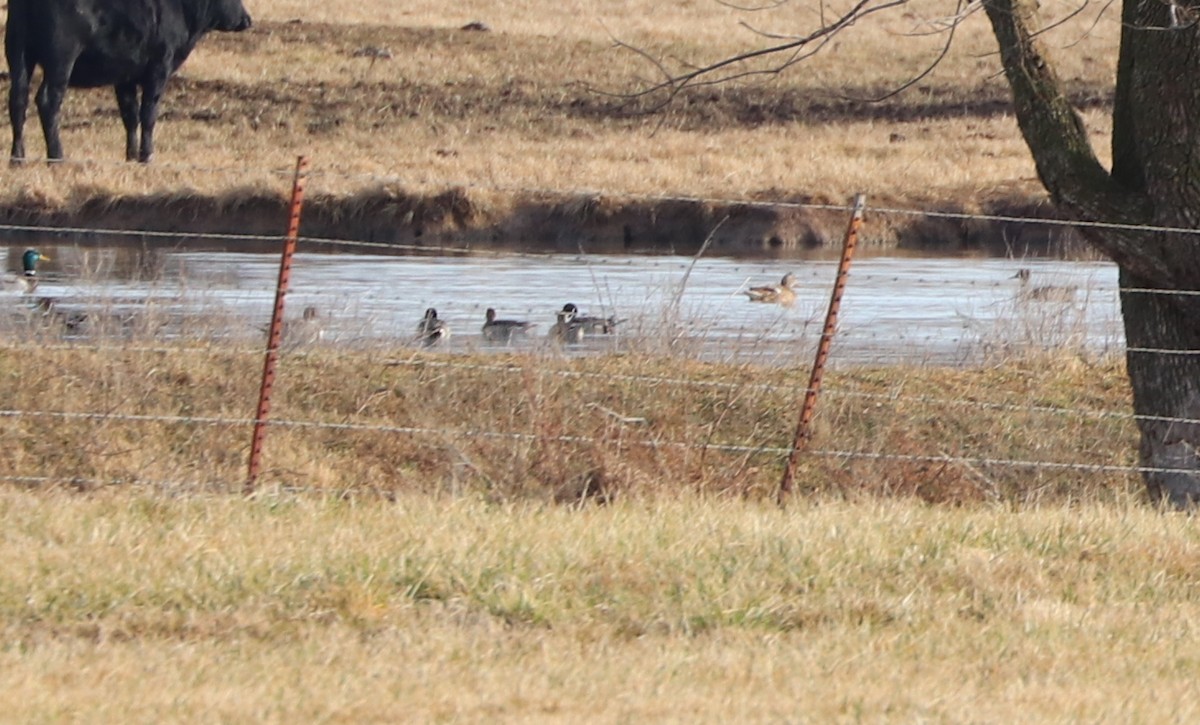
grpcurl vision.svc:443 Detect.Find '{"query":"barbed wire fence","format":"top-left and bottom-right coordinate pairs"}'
top-left (3, 155), bottom-right (1196, 502)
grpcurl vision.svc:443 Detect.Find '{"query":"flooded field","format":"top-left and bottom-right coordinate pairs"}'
top-left (3, 244), bottom-right (1123, 366)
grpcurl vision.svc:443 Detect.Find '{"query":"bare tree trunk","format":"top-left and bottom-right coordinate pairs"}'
top-left (983, 0), bottom-right (1200, 505)
top-left (1120, 269), bottom-right (1200, 506)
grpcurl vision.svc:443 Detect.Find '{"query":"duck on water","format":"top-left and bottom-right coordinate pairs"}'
top-left (3, 249), bottom-right (48, 293)
top-left (1012, 268), bottom-right (1079, 302)
top-left (549, 307), bottom-right (586, 344)
top-left (560, 303), bottom-right (620, 335)
top-left (482, 308), bottom-right (533, 343)
top-left (417, 307), bottom-right (450, 346)
top-left (744, 272), bottom-right (797, 306)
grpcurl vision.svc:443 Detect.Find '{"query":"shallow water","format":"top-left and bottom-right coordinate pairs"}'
top-left (4, 245), bottom-right (1123, 366)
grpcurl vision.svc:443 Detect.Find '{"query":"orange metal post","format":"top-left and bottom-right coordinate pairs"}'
top-left (245, 156), bottom-right (310, 493)
top-left (778, 193), bottom-right (866, 503)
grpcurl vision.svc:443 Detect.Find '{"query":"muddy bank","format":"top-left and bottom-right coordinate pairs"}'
top-left (0, 186), bottom-right (1090, 258)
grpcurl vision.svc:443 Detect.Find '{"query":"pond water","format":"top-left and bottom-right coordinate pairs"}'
top-left (3, 244), bottom-right (1124, 366)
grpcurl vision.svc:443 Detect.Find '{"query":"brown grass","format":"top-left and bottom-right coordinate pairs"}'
top-left (0, 4), bottom-right (1162, 716)
top-left (0, 0), bottom-right (1120, 244)
top-left (2, 492), bottom-right (1198, 721)
top-left (0, 335), bottom-right (1138, 504)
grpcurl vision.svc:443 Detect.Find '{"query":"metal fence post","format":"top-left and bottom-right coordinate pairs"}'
top-left (245, 156), bottom-right (310, 494)
top-left (778, 193), bottom-right (866, 503)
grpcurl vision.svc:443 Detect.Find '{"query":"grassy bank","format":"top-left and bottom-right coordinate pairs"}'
top-left (1, 492), bottom-right (1196, 720)
top-left (0, 338), bottom-right (1137, 503)
top-left (0, 0), bottom-right (1119, 252)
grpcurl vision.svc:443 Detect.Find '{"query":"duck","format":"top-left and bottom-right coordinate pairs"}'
top-left (548, 307), bottom-right (586, 344)
top-left (3, 248), bottom-right (49, 293)
top-left (482, 307), bottom-right (532, 343)
top-left (27, 296), bottom-right (88, 333)
top-left (266, 305), bottom-right (325, 346)
top-left (560, 303), bottom-right (620, 334)
top-left (744, 272), bottom-right (797, 306)
top-left (288, 305), bottom-right (325, 345)
top-left (1013, 268), bottom-right (1078, 302)
top-left (416, 307), bottom-right (450, 346)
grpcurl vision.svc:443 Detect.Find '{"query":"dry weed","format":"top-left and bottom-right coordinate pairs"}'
top-left (0, 333), bottom-right (1137, 504)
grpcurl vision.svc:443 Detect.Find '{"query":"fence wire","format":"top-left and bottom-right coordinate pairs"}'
top-left (23, 154), bottom-right (1200, 241)
top-left (0, 344), bottom-right (1178, 429)
top-left (1, 178), bottom-right (1196, 497)
top-left (8, 210), bottom-right (1200, 303)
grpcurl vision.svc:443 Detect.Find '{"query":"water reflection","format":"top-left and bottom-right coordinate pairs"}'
top-left (2, 244), bottom-right (1125, 366)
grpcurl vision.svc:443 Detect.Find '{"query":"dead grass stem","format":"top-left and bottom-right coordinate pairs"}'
top-left (0, 335), bottom-right (1137, 505)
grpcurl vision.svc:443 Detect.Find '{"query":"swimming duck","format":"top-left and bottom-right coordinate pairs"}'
top-left (1013, 268), bottom-right (1078, 302)
top-left (266, 305), bottom-right (325, 346)
top-left (24, 296), bottom-right (87, 334)
top-left (417, 307), bottom-right (450, 346)
top-left (482, 307), bottom-right (532, 343)
top-left (549, 307), bottom-right (586, 344)
top-left (560, 303), bottom-right (620, 334)
top-left (744, 272), bottom-right (797, 306)
top-left (289, 305), bottom-right (325, 345)
top-left (3, 249), bottom-right (49, 293)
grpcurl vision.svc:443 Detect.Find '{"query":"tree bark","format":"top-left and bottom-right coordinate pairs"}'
top-left (983, 0), bottom-right (1200, 506)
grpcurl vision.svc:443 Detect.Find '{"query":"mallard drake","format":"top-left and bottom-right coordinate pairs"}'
top-left (417, 307), bottom-right (450, 346)
top-left (744, 272), bottom-right (797, 306)
top-left (482, 307), bottom-right (532, 343)
top-left (3, 249), bottom-right (49, 293)
top-left (1013, 268), bottom-right (1078, 302)
top-left (549, 308), bottom-right (586, 344)
top-left (560, 303), bottom-right (619, 334)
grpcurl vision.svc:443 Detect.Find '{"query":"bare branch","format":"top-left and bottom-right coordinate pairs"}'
top-left (1066, 0), bottom-right (1119, 43)
top-left (737, 20), bottom-right (808, 41)
top-left (843, 0), bottom-right (972, 103)
top-left (591, 0), bottom-right (907, 112)
top-left (595, 0), bottom-right (1119, 122)
top-left (900, 0), bottom-right (983, 35)
top-left (1033, 0), bottom-right (1102, 42)
top-left (714, 0), bottom-right (791, 11)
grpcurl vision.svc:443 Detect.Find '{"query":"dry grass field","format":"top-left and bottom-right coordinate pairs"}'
top-left (0, 335), bottom-right (1159, 723)
top-left (3, 491), bottom-right (1199, 721)
top-left (2, 2), bottom-right (1175, 720)
top-left (0, 0), bottom-right (1120, 250)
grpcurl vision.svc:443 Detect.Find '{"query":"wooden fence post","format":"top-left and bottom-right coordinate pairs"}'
top-left (778, 193), bottom-right (866, 503)
top-left (245, 156), bottom-right (310, 494)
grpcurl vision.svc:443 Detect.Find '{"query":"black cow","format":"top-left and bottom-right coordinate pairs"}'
top-left (5, 0), bottom-right (252, 163)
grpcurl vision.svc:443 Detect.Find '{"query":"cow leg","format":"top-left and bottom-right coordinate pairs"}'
top-left (114, 83), bottom-right (140, 162)
top-left (137, 87), bottom-right (159, 164)
top-left (34, 69), bottom-right (70, 161)
top-left (7, 64), bottom-right (29, 164)
top-left (5, 14), bottom-right (30, 164)
top-left (136, 69), bottom-right (172, 164)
